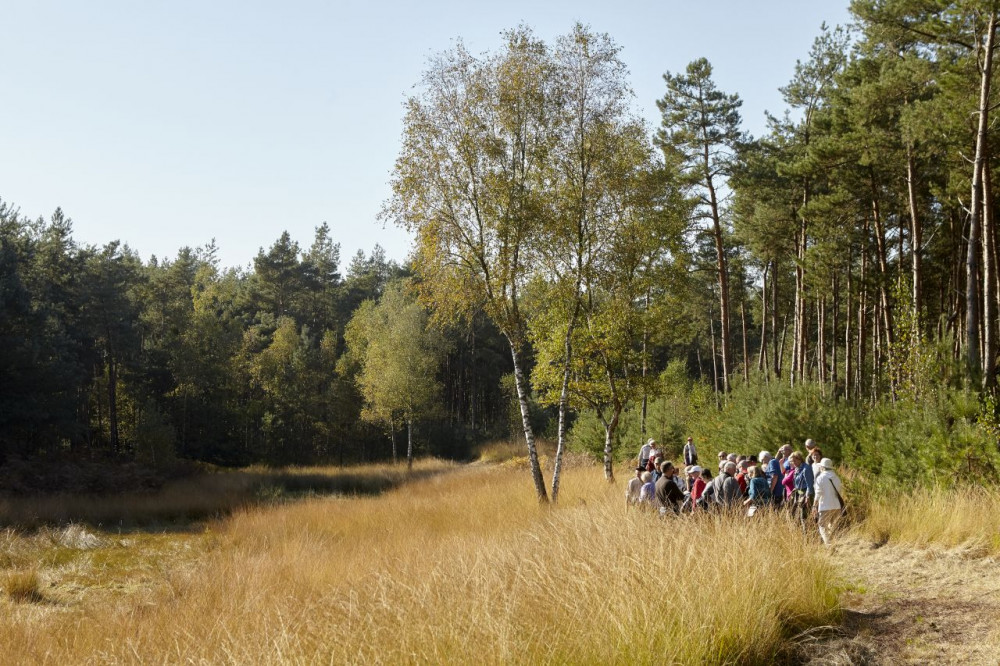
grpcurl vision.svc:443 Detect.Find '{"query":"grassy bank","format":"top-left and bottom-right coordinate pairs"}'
top-left (857, 485), bottom-right (1000, 554)
top-left (0, 459), bottom-right (454, 528)
top-left (0, 461), bottom-right (839, 665)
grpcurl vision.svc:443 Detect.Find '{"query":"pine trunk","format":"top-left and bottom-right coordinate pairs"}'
top-left (772, 260), bottom-right (781, 377)
top-left (907, 145), bottom-right (923, 329)
top-left (741, 299), bottom-right (750, 383)
top-left (832, 273), bottom-right (840, 396)
top-left (758, 263), bottom-right (769, 375)
top-left (983, 160), bottom-right (997, 388)
top-left (707, 172), bottom-right (731, 393)
top-left (967, 11), bottom-right (997, 381)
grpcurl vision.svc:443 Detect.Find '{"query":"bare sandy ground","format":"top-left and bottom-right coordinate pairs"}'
top-left (803, 536), bottom-right (1000, 665)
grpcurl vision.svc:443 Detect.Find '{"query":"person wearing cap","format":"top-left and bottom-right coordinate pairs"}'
top-left (812, 458), bottom-right (845, 545)
top-left (683, 437), bottom-right (698, 466)
top-left (625, 465), bottom-right (644, 508)
top-left (760, 450), bottom-right (784, 505)
top-left (638, 438), bottom-right (654, 470)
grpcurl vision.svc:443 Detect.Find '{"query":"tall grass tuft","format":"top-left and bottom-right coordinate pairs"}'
top-left (3, 569), bottom-right (42, 603)
top-left (859, 485), bottom-right (1000, 553)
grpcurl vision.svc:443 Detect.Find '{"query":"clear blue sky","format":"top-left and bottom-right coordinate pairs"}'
top-left (1, 1), bottom-right (852, 271)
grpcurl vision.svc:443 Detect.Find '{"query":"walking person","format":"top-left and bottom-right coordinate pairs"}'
top-left (813, 458), bottom-right (845, 546)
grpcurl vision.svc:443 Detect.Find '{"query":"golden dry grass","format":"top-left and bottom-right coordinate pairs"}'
top-left (858, 485), bottom-right (1000, 554)
top-left (0, 462), bottom-right (839, 665)
top-left (2, 568), bottom-right (42, 603)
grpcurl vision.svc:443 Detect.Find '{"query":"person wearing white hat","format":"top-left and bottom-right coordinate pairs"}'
top-left (687, 465), bottom-right (706, 511)
top-left (638, 438), bottom-right (654, 470)
top-left (812, 458), bottom-right (845, 545)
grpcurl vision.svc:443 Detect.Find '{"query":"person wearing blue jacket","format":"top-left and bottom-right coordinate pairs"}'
top-left (790, 451), bottom-right (815, 531)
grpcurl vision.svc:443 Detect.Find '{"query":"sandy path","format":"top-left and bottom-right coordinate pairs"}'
top-left (803, 536), bottom-right (1000, 665)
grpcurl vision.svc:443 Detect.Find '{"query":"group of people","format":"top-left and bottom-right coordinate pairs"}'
top-left (627, 436), bottom-right (847, 545)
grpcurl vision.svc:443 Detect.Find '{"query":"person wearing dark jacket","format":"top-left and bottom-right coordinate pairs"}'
top-left (655, 461), bottom-right (685, 514)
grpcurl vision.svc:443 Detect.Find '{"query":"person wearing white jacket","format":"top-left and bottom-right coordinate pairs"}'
top-left (812, 458), bottom-right (845, 545)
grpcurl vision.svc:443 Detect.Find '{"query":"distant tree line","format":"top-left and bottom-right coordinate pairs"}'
top-left (0, 204), bottom-right (512, 470)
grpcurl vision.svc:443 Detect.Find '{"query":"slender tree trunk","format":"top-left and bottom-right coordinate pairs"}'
top-left (509, 341), bottom-right (548, 502)
top-left (706, 172), bottom-right (731, 393)
top-left (778, 314), bottom-right (788, 377)
top-left (390, 426), bottom-right (398, 465)
top-left (640, 290), bottom-right (650, 439)
top-left (859, 216), bottom-right (869, 397)
top-left (407, 419), bottom-right (414, 471)
top-left (710, 313), bottom-right (720, 397)
top-left (794, 195), bottom-right (809, 387)
top-left (967, 10), bottom-right (997, 382)
top-left (846, 262), bottom-right (854, 401)
top-left (740, 298), bottom-right (750, 383)
top-left (874, 297), bottom-right (882, 401)
top-left (772, 260), bottom-right (781, 378)
top-left (818, 297), bottom-right (827, 394)
top-left (758, 263), bottom-right (769, 375)
top-left (600, 408), bottom-right (623, 482)
top-left (832, 273), bottom-right (840, 396)
top-left (870, 176), bottom-right (896, 358)
top-left (106, 338), bottom-right (119, 454)
top-left (983, 160), bottom-right (997, 388)
top-left (552, 301), bottom-right (581, 503)
top-left (907, 144), bottom-right (923, 329)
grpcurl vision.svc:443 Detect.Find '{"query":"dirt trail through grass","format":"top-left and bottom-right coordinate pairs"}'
top-left (807, 537), bottom-right (1000, 665)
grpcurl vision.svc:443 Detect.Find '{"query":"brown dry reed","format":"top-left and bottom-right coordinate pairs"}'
top-left (0, 462), bottom-right (839, 665)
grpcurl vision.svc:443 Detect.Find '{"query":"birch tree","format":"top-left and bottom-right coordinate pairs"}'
top-left (383, 29), bottom-right (555, 499)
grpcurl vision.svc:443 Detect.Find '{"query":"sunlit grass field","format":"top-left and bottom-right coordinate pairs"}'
top-left (858, 485), bottom-right (1000, 554)
top-left (3, 457), bottom-right (840, 664)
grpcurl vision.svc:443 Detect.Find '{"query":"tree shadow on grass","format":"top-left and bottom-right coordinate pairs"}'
top-left (0, 464), bottom-right (452, 534)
